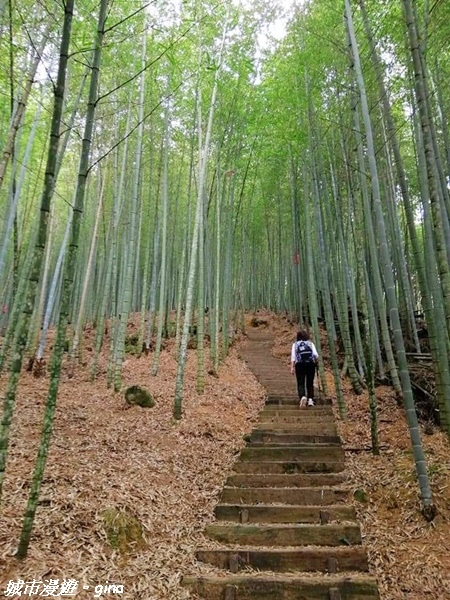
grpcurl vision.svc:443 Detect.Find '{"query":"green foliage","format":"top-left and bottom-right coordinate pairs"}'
top-left (124, 333), bottom-right (140, 354)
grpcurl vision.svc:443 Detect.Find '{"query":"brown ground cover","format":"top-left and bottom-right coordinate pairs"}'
top-left (271, 314), bottom-right (450, 600)
top-left (0, 312), bottom-right (449, 599)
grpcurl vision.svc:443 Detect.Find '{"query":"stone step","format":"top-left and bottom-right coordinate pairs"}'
top-left (249, 432), bottom-right (341, 445)
top-left (214, 504), bottom-right (357, 524)
top-left (263, 389), bottom-right (315, 397)
top-left (264, 390), bottom-right (324, 396)
top-left (183, 574), bottom-right (380, 599)
top-left (254, 372), bottom-right (295, 376)
top-left (265, 397), bottom-right (333, 406)
top-left (196, 546), bottom-right (369, 573)
top-left (184, 337), bottom-right (380, 600)
top-left (240, 446), bottom-right (344, 462)
top-left (264, 389), bottom-right (330, 398)
top-left (258, 415), bottom-right (336, 425)
top-left (252, 375), bottom-right (294, 379)
top-left (260, 406), bottom-right (333, 415)
top-left (254, 419), bottom-right (337, 428)
top-left (247, 372), bottom-right (294, 378)
top-left (266, 393), bottom-right (327, 398)
top-left (256, 422), bottom-right (337, 431)
top-left (226, 473), bottom-right (346, 488)
top-left (259, 384), bottom-right (306, 391)
top-left (220, 486), bottom-right (349, 505)
top-left (205, 523), bottom-right (362, 546)
top-left (254, 424), bottom-right (338, 434)
top-left (232, 460), bottom-right (346, 474)
top-left (260, 402), bottom-right (335, 419)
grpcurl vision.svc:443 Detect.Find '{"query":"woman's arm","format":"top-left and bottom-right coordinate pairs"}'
top-left (310, 341), bottom-right (319, 361)
top-left (290, 343), bottom-right (296, 373)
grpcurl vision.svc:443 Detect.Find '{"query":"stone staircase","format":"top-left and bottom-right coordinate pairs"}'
top-left (184, 330), bottom-right (380, 599)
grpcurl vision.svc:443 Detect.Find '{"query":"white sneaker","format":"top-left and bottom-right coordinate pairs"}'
top-left (307, 398), bottom-right (315, 407)
top-left (299, 396), bottom-right (307, 407)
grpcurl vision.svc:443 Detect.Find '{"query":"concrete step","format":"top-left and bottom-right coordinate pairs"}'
top-left (253, 429), bottom-right (338, 439)
top-left (265, 396), bottom-right (333, 406)
top-left (260, 407), bottom-right (334, 415)
top-left (214, 504), bottom-right (357, 524)
top-left (263, 389), bottom-right (317, 397)
top-left (220, 486), bottom-right (349, 505)
top-left (258, 415), bottom-right (336, 425)
top-left (248, 432), bottom-right (341, 445)
top-left (232, 460), bottom-right (346, 474)
top-left (259, 409), bottom-right (334, 417)
top-left (183, 574), bottom-right (380, 599)
top-left (254, 423), bottom-right (337, 432)
top-left (252, 374), bottom-right (293, 379)
top-left (226, 473), bottom-right (346, 488)
top-left (196, 546), bottom-right (369, 573)
top-left (205, 523), bottom-right (362, 546)
top-left (239, 446), bottom-right (344, 462)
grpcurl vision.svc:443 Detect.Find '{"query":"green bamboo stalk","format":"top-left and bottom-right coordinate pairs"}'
top-left (17, 0), bottom-right (109, 555)
top-left (363, 263), bottom-right (379, 455)
top-left (302, 166), bottom-right (327, 396)
top-left (152, 89), bottom-right (170, 377)
top-left (0, 21), bottom-right (52, 192)
top-left (349, 55), bottom-right (402, 395)
top-left (0, 1), bottom-right (74, 503)
top-left (311, 170), bottom-right (346, 415)
top-left (402, 0), bottom-right (450, 339)
top-left (346, 0), bottom-right (434, 516)
top-left (174, 16), bottom-right (227, 418)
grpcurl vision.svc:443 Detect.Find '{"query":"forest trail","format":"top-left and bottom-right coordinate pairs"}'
top-left (184, 329), bottom-right (380, 599)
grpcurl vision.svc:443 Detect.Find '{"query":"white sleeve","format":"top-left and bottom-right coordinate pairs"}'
top-left (291, 343), bottom-right (297, 363)
top-left (310, 342), bottom-right (319, 360)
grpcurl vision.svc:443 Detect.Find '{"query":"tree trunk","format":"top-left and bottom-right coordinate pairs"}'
top-left (0, 0), bottom-right (74, 503)
top-left (17, 0), bottom-right (109, 555)
top-left (346, 0), bottom-right (434, 516)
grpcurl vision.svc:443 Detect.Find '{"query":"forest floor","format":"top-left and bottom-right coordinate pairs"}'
top-left (0, 312), bottom-right (450, 600)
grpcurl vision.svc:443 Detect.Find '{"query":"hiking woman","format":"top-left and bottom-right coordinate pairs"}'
top-left (290, 330), bottom-right (319, 407)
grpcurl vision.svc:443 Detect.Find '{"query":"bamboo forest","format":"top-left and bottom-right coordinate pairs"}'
top-left (1, 0), bottom-right (450, 598)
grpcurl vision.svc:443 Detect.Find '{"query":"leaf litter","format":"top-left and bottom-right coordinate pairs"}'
top-left (270, 311), bottom-right (450, 600)
top-left (0, 323), bottom-right (265, 599)
top-left (0, 311), bottom-right (449, 600)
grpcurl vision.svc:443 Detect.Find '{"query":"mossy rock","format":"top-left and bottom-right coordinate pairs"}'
top-left (187, 337), bottom-right (197, 349)
top-left (125, 333), bottom-right (139, 344)
top-left (124, 333), bottom-right (140, 354)
top-left (353, 488), bottom-right (369, 504)
top-left (125, 333), bottom-right (139, 346)
top-left (101, 506), bottom-right (146, 554)
top-left (124, 385), bottom-right (155, 408)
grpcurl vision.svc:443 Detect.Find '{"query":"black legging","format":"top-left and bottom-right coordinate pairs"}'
top-left (295, 362), bottom-right (316, 399)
